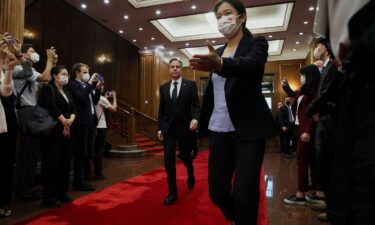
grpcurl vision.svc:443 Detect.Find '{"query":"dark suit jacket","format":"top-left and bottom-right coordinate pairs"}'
top-left (282, 85), bottom-right (315, 135)
top-left (67, 80), bottom-right (101, 127)
top-left (158, 78), bottom-right (200, 135)
top-left (276, 105), bottom-right (290, 129)
top-left (38, 83), bottom-right (76, 132)
top-left (199, 35), bottom-right (277, 141)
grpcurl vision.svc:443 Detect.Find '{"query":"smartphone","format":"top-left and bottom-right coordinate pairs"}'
top-left (5, 36), bottom-right (16, 46)
top-left (108, 91), bottom-right (113, 97)
top-left (97, 74), bottom-right (104, 81)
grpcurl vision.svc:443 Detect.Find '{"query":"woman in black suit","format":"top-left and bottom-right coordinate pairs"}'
top-left (38, 65), bottom-right (76, 208)
top-left (189, 0), bottom-right (277, 224)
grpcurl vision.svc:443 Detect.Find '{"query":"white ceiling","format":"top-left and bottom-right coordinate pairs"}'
top-left (64, 0), bottom-right (319, 65)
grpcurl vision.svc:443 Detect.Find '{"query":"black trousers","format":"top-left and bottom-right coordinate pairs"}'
top-left (15, 107), bottom-right (40, 196)
top-left (163, 126), bottom-right (194, 195)
top-left (0, 130), bottom-right (17, 206)
top-left (72, 125), bottom-right (96, 185)
top-left (279, 129), bottom-right (290, 154)
top-left (208, 131), bottom-right (265, 225)
top-left (41, 128), bottom-right (72, 202)
top-left (93, 128), bottom-right (107, 176)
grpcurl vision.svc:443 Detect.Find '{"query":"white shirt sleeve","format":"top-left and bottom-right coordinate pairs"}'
top-left (99, 96), bottom-right (112, 109)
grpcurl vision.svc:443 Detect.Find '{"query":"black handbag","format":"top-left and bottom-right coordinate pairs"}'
top-left (26, 106), bottom-right (57, 136)
top-left (26, 85), bottom-right (57, 136)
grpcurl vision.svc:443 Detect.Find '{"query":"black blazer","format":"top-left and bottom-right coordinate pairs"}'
top-left (67, 80), bottom-right (101, 127)
top-left (158, 78), bottom-right (200, 135)
top-left (276, 105), bottom-right (290, 129)
top-left (38, 83), bottom-right (76, 130)
top-left (199, 35), bottom-right (277, 141)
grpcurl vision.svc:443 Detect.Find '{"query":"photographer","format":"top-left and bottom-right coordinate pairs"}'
top-left (93, 87), bottom-right (117, 180)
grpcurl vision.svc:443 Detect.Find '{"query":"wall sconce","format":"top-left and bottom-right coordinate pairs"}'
top-left (23, 29), bottom-right (34, 39)
top-left (97, 54), bottom-right (111, 64)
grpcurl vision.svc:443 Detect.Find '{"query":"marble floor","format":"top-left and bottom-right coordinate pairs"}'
top-left (1, 148), bottom-right (328, 225)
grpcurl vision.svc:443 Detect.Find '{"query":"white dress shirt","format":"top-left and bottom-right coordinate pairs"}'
top-left (169, 77), bottom-right (182, 99)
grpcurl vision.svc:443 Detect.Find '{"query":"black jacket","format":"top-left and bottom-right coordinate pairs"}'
top-left (67, 80), bottom-right (101, 127)
top-left (276, 105), bottom-right (290, 129)
top-left (158, 78), bottom-right (200, 135)
top-left (199, 35), bottom-right (277, 141)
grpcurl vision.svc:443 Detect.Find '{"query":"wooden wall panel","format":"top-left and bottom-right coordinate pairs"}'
top-left (24, 0), bottom-right (140, 108)
top-left (0, 0), bottom-right (25, 41)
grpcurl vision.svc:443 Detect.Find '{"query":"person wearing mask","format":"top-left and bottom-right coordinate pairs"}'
top-left (0, 34), bottom-right (18, 218)
top-left (93, 89), bottom-right (117, 181)
top-left (282, 65), bottom-right (322, 206)
top-left (38, 65), bottom-right (76, 208)
top-left (157, 58), bottom-right (200, 205)
top-left (68, 63), bottom-right (101, 191)
top-left (189, 0), bottom-right (277, 224)
top-left (13, 44), bottom-right (57, 200)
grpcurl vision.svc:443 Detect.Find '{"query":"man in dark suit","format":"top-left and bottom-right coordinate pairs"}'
top-left (68, 63), bottom-right (101, 192)
top-left (157, 58), bottom-right (200, 205)
top-left (276, 98), bottom-right (294, 158)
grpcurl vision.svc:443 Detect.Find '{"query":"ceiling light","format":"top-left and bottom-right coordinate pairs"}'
top-left (144, 47), bottom-right (148, 50)
top-left (156, 10), bottom-right (161, 15)
top-left (211, 40), bottom-right (216, 43)
top-left (169, 51), bottom-right (174, 56)
top-left (139, 27), bottom-right (143, 31)
top-left (299, 32), bottom-right (304, 35)
top-left (191, 5), bottom-right (197, 10)
top-left (295, 41), bottom-right (300, 45)
top-left (133, 39), bottom-right (137, 42)
top-left (304, 21), bottom-right (309, 25)
top-left (268, 35), bottom-right (273, 38)
top-left (309, 6), bottom-right (315, 11)
top-left (157, 45), bottom-right (165, 49)
top-left (185, 43), bottom-right (190, 46)
top-left (118, 30), bottom-right (124, 34)
top-left (292, 48), bottom-right (297, 51)
top-left (104, 0), bottom-right (109, 4)
top-left (81, 3), bottom-right (87, 9)
top-left (123, 15), bottom-right (129, 20)
top-left (151, 37), bottom-right (155, 40)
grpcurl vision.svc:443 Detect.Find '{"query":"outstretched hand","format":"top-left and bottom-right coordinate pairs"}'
top-left (189, 41), bottom-right (222, 72)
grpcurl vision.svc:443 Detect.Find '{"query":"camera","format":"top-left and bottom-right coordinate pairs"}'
top-left (5, 36), bottom-right (16, 46)
top-left (108, 91), bottom-right (113, 97)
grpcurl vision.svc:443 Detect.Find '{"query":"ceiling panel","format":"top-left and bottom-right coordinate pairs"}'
top-left (127, 0), bottom-right (190, 8)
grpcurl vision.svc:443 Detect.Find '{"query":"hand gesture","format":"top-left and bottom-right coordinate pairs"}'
top-left (63, 126), bottom-right (70, 138)
top-left (189, 41), bottom-right (222, 72)
top-left (281, 77), bottom-right (289, 87)
top-left (300, 132), bottom-right (310, 143)
top-left (89, 73), bottom-right (98, 84)
top-left (5, 53), bottom-right (18, 70)
top-left (157, 130), bottom-right (163, 141)
top-left (46, 46), bottom-right (56, 62)
top-left (0, 39), bottom-right (10, 61)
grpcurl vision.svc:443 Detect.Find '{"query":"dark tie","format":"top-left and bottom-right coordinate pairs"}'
top-left (172, 81), bottom-right (178, 104)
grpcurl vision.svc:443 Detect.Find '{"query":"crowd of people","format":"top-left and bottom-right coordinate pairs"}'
top-left (0, 33), bottom-right (117, 216)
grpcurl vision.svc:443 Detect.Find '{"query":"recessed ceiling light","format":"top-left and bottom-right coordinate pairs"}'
top-left (104, 0), bottom-right (110, 4)
top-left (299, 32), bottom-right (304, 35)
top-left (156, 10), bottom-right (161, 15)
top-left (133, 39), bottom-right (137, 42)
top-left (144, 47), bottom-right (148, 50)
top-left (295, 41), bottom-right (300, 45)
top-left (191, 5), bottom-right (197, 10)
top-left (139, 27), bottom-right (143, 31)
top-left (123, 15), bottom-right (129, 20)
top-left (185, 43), bottom-right (190, 46)
top-left (309, 6), bottom-right (315, 11)
top-left (169, 51), bottom-right (174, 56)
top-left (304, 21), bottom-right (309, 25)
top-left (118, 30), bottom-right (124, 34)
top-left (268, 35), bottom-right (273, 38)
top-left (151, 37), bottom-right (155, 40)
top-left (212, 40), bottom-right (216, 43)
top-left (292, 48), bottom-right (297, 51)
top-left (81, 3), bottom-right (87, 9)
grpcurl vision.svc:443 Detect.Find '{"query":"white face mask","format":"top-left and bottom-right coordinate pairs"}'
top-left (217, 15), bottom-right (242, 39)
top-left (300, 75), bottom-right (306, 85)
top-left (30, 52), bottom-right (40, 63)
top-left (60, 76), bottom-right (69, 86)
top-left (81, 73), bottom-right (90, 83)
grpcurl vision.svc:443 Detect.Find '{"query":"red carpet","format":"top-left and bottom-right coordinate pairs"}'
top-left (14, 151), bottom-right (268, 225)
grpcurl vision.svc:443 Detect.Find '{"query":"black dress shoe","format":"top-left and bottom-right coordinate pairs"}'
top-left (73, 183), bottom-right (95, 191)
top-left (60, 195), bottom-right (74, 203)
top-left (42, 200), bottom-right (63, 208)
top-left (164, 195), bottom-right (178, 205)
top-left (187, 174), bottom-right (195, 189)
